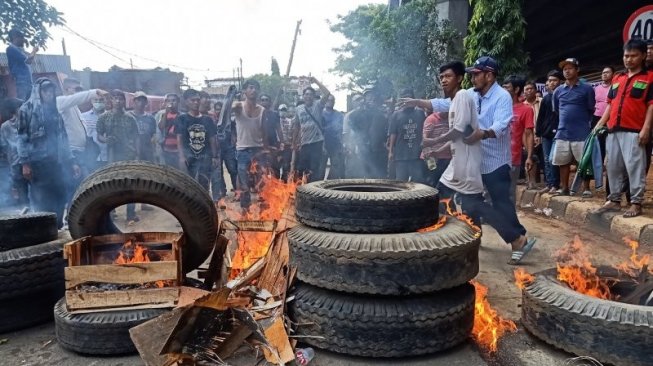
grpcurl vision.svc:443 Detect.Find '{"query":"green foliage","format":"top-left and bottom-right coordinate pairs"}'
top-left (330, 0), bottom-right (462, 97)
top-left (464, 0), bottom-right (528, 79)
top-left (271, 57), bottom-right (281, 76)
top-left (247, 73), bottom-right (296, 106)
top-left (1, 0), bottom-right (65, 48)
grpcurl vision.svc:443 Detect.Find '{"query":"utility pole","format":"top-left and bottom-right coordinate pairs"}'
top-left (61, 38), bottom-right (67, 56)
top-left (285, 20), bottom-right (302, 78)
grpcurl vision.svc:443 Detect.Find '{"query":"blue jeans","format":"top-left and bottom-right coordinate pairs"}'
top-left (211, 146), bottom-right (238, 201)
top-left (541, 137), bottom-right (560, 189)
top-left (482, 164), bottom-right (526, 237)
top-left (236, 147), bottom-right (263, 209)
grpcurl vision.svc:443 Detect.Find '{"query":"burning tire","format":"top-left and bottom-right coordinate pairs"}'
top-left (289, 281), bottom-right (475, 357)
top-left (0, 236), bottom-right (68, 300)
top-left (54, 297), bottom-right (169, 355)
top-left (67, 161), bottom-right (218, 273)
top-left (295, 179), bottom-right (439, 233)
top-left (0, 212), bottom-right (58, 251)
top-left (521, 268), bottom-right (653, 366)
top-left (0, 287), bottom-right (63, 333)
top-left (289, 217), bottom-right (480, 295)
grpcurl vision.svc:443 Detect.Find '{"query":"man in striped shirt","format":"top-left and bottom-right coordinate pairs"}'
top-left (399, 56), bottom-right (534, 261)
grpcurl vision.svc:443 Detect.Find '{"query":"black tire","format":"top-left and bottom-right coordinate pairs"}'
top-left (67, 161), bottom-right (218, 273)
top-left (54, 297), bottom-right (169, 355)
top-left (289, 217), bottom-right (479, 295)
top-left (295, 179), bottom-right (439, 233)
top-left (0, 212), bottom-right (58, 251)
top-left (289, 282), bottom-right (475, 357)
top-left (0, 287), bottom-right (63, 333)
top-left (0, 236), bottom-right (69, 300)
top-left (521, 268), bottom-right (653, 366)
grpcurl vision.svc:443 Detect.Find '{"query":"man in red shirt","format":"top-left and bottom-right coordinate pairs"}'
top-left (421, 111), bottom-right (451, 187)
top-left (594, 39), bottom-right (653, 218)
top-left (503, 76), bottom-right (535, 203)
top-left (156, 94), bottom-right (181, 169)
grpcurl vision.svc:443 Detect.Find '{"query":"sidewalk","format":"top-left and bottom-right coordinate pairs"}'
top-left (516, 185), bottom-right (653, 246)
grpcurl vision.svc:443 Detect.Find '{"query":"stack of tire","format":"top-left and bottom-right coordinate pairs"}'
top-left (0, 212), bottom-right (65, 334)
top-left (288, 180), bottom-right (481, 357)
top-left (52, 161), bottom-right (219, 355)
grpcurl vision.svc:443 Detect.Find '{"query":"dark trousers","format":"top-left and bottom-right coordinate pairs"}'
top-left (211, 147), bottom-right (238, 201)
top-left (297, 141), bottom-right (324, 182)
top-left (438, 184), bottom-right (521, 244)
top-left (482, 164), bottom-right (526, 236)
top-left (541, 137), bottom-right (560, 189)
top-left (426, 158), bottom-right (450, 188)
top-left (163, 150), bottom-right (180, 170)
top-left (30, 161), bottom-right (67, 228)
top-left (9, 164), bottom-right (29, 207)
top-left (395, 159), bottom-right (425, 183)
top-left (323, 139), bottom-right (345, 179)
top-left (236, 147), bottom-right (263, 208)
top-left (279, 148), bottom-right (293, 181)
top-left (186, 156), bottom-right (212, 191)
top-left (16, 81), bottom-right (32, 101)
top-left (367, 150), bottom-right (388, 179)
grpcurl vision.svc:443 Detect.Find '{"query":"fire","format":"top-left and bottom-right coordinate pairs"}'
top-left (554, 236), bottom-right (613, 300)
top-left (513, 268), bottom-right (535, 290)
top-left (614, 237), bottom-right (651, 276)
top-left (441, 198), bottom-right (481, 234)
top-left (418, 215), bottom-right (447, 232)
top-left (113, 239), bottom-right (167, 288)
top-left (471, 280), bottom-right (517, 353)
top-left (229, 171), bottom-right (299, 277)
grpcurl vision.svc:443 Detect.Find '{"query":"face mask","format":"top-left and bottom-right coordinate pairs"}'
top-left (93, 102), bottom-right (105, 111)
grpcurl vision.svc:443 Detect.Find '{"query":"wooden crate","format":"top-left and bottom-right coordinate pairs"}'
top-left (63, 232), bottom-right (183, 313)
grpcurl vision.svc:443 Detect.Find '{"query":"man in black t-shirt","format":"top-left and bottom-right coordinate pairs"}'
top-left (176, 89), bottom-right (218, 190)
top-left (388, 88), bottom-right (426, 183)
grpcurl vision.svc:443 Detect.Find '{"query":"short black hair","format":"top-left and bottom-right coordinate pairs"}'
top-left (183, 89), bottom-right (200, 100)
top-left (8, 29), bottom-right (23, 41)
top-left (525, 80), bottom-right (537, 89)
top-left (1, 98), bottom-right (23, 119)
top-left (259, 94), bottom-right (271, 100)
top-left (439, 61), bottom-right (466, 77)
top-left (199, 91), bottom-right (210, 99)
top-left (164, 93), bottom-right (179, 101)
top-left (243, 79), bottom-right (260, 90)
top-left (602, 66), bottom-right (615, 73)
top-left (109, 89), bottom-right (125, 99)
top-left (214, 101), bottom-right (223, 108)
top-left (503, 75), bottom-right (526, 94)
top-left (546, 70), bottom-right (564, 80)
top-left (303, 87), bottom-right (316, 96)
top-left (624, 38), bottom-right (647, 54)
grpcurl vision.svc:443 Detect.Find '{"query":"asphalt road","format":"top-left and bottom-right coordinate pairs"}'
top-left (1, 207), bottom-right (640, 366)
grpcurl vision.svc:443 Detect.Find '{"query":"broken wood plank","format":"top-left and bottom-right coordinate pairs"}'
top-left (130, 307), bottom-right (188, 366)
top-left (225, 256), bottom-right (266, 291)
top-left (65, 261), bottom-right (178, 289)
top-left (220, 220), bottom-right (277, 232)
top-left (261, 316), bottom-right (295, 364)
top-left (202, 234), bottom-right (230, 291)
top-left (65, 287), bottom-right (179, 310)
top-left (215, 324), bottom-right (253, 360)
top-left (67, 303), bottom-right (176, 315)
top-left (177, 286), bottom-right (210, 308)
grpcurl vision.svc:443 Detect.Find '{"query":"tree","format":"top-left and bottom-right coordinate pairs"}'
top-left (271, 57), bottom-right (281, 76)
top-left (1, 0), bottom-right (65, 48)
top-left (464, 0), bottom-right (528, 79)
top-left (329, 0), bottom-right (461, 97)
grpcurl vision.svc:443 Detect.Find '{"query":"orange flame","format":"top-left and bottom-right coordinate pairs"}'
top-left (613, 237), bottom-right (651, 276)
top-left (554, 236), bottom-right (613, 300)
top-left (418, 215), bottom-right (447, 232)
top-left (113, 239), bottom-right (167, 288)
top-left (229, 172), bottom-right (299, 277)
top-left (441, 198), bottom-right (481, 233)
top-left (471, 280), bottom-right (517, 353)
top-left (513, 268), bottom-right (535, 290)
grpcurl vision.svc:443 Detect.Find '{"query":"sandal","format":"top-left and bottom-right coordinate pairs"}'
top-left (508, 237), bottom-right (537, 265)
top-left (623, 204), bottom-right (642, 218)
top-left (581, 190), bottom-right (593, 198)
top-left (592, 201), bottom-right (621, 215)
top-left (553, 188), bottom-right (570, 196)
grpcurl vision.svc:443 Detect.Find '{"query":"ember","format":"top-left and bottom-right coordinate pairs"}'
top-left (471, 280), bottom-right (517, 353)
top-left (554, 236), bottom-right (613, 300)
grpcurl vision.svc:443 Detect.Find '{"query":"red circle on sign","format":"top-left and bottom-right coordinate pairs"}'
top-left (623, 5), bottom-right (653, 43)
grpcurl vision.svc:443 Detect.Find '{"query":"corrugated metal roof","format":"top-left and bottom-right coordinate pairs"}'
top-left (0, 52), bottom-right (72, 74)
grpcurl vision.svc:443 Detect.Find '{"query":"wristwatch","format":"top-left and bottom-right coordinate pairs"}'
top-left (482, 130), bottom-right (490, 140)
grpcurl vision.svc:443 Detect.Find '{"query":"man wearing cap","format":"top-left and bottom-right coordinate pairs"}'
top-left (129, 92), bottom-right (157, 163)
top-left (551, 58), bottom-right (595, 197)
top-left (593, 39), bottom-right (653, 218)
top-left (535, 70), bottom-right (564, 193)
top-left (6, 29), bottom-right (38, 101)
top-left (399, 56), bottom-right (533, 251)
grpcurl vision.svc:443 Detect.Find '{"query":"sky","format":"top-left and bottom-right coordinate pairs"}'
top-left (41, 0), bottom-right (386, 109)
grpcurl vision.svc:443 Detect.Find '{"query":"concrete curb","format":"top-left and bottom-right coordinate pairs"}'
top-left (516, 186), bottom-right (653, 245)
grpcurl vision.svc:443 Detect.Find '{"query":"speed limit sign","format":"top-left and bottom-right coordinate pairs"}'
top-left (623, 5), bottom-right (653, 43)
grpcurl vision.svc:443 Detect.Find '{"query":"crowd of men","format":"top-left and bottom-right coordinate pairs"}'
top-left (2, 26), bottom-right (653, 262)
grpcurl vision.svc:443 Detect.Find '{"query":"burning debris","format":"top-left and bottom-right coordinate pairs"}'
top-left (471, 281), bottom-right (517, 353)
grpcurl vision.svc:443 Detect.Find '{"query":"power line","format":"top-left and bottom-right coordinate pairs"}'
top-left (62, 25), bottom-right (228, 74)
top-left (60, 26), bottom-right (132, 67)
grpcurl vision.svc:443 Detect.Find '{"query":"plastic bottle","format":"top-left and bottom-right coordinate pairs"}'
top-left (295, 347), bottom-right (315, 365)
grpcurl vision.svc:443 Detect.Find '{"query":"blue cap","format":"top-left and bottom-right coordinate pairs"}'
top-left (465, 56), bottom-right (500, 74)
